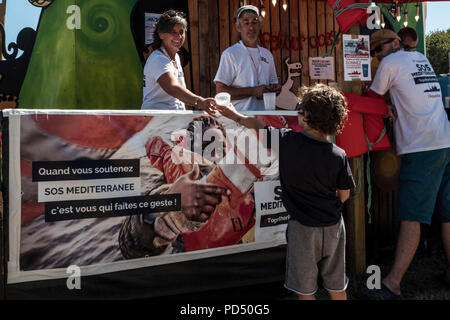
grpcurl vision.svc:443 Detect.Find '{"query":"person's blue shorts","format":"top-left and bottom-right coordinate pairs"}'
top-left (398, 148), bottom-right (450, 224)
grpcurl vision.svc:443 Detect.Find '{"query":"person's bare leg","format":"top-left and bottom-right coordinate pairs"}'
top-left (328, 290), bottom-right (347, 300)
top-left (297, 294), bottom-right (316, 300)
top-left (442, 222), bottom-right (450, 283)
top-left (383, 220), bottom-right (421, 295)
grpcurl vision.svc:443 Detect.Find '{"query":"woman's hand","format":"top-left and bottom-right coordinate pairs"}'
top-left (197, 97), bottom-right (217, 117)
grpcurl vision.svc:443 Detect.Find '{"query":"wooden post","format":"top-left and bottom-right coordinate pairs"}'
top-left (0, 0), bottom-right (5, 59)
top-left (0, 0), bottom-right (7, 301)
top-left (299, 0), bottom-right (308, 87)
top-left (188, 0), bottom-right (199, 94)
top-left (341, 24), bottom-right (366, 276)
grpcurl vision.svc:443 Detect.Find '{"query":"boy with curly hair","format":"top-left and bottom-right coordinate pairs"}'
top-left (216, 84), bottom-right (355, 300)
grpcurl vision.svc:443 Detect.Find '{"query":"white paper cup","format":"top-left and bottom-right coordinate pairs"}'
top-left (215, 92), bottom-right (231, 106)
top-left (263, 92), bottom-right (276, 110)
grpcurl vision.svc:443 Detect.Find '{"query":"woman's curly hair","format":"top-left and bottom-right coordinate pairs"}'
top-left (299, 84), bottom-right (348, 136)
top-left (152, 10), bottom-right (188, 50)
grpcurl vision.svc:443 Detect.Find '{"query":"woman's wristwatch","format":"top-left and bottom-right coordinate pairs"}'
top-left (194, 96), bottom-right (200, 107)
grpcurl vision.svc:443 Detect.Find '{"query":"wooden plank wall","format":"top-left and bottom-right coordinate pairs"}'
top-left (186, 0), bottom-right (340, 98)
top-left (367, 183), bottom-right (399, 253)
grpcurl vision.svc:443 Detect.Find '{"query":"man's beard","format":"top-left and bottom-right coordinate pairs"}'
top-left (379, 44), bottom-right (400, 60)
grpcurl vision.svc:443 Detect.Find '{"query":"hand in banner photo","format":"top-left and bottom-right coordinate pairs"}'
top-left (119, 115), bottom-right (234, 258)
top-left (152, 164), bottom-right (231, 248)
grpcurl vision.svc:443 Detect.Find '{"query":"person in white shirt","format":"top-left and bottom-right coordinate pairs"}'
top-left (214, 5), bottom-right (280, 111)
top-left (361, 29), bottom-right (450, 300)
top-left (142, 10), bottom-right (215, 115)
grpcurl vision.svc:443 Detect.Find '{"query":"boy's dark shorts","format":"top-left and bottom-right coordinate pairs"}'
top-left (398, 147), bottom-right (450, 224)
top-left (284, 218), bottom-right (348, 295)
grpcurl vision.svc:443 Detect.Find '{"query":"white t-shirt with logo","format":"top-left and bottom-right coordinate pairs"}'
top-left (370, 50), bottom-right (450, 155)
top-left (214, 41), bottom-right (278, 111)
top-left (141, 48), bottom-right (186, 110)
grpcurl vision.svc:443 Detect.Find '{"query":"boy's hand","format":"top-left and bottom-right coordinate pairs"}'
top-left (215, 103), bottom-right (241, 121)
top-left (216, 104), bottom-right (265, 130)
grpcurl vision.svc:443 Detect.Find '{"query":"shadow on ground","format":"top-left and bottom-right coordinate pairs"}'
top-left (161, 236), bottom-right (449, 300)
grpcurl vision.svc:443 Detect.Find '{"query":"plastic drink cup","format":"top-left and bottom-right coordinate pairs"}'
top-left (263, 92), bottom-right (276, 110)
top-left (215, 92), bottom-right (231, 106)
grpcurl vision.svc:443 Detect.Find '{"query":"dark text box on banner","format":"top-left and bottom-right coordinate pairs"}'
top-left (44, 194), bottom-right (181, 222)
top-left (32, 159), bottom-right (140, 182)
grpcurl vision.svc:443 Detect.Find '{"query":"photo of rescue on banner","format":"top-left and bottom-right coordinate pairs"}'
top-left (8, 111), bottom-right (301, 281)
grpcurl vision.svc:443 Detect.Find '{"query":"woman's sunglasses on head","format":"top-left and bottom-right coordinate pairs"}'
top-left (167, 10), bottom-right (186, 18)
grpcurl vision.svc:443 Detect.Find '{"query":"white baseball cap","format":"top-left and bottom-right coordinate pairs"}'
top-left (236, 5), bottom-right (260, 20)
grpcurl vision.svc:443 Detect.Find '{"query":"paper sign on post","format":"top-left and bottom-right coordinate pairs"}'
top-left (309, 57), bottom-right (335, 80)
top-left (343, 34), bottom-right (371, 81)
top-left (253, 180), bottom-right (289, 242)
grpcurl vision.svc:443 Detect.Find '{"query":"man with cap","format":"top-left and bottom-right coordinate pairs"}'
top-left (369, 29), bottom-right (401, 118)
top-left (360, 29), bottom-right (450, 300)
top-left (370, 29), bottom-right (401, 62)
top-left (214, 5), bottom-right (280, 111)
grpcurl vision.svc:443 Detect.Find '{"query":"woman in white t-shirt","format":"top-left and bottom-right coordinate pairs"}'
top-left (141, 10), bottom-right (215, 115)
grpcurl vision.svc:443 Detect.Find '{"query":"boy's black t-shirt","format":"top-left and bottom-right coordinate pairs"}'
top-left (266, 126), bottom-right (355, 227)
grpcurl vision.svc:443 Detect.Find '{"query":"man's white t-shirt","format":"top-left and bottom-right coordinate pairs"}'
top-left (214, 41), bottom-right (278, 111)
top-left (370, 50), bottom-right (450, 155)
top-left (141, 48), bottom-right (186, 110)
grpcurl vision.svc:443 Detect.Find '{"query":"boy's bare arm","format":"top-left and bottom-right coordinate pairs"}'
top-left (215, 104), bottom-right (265, 130)
top-left (337, 189), bottom-right (350, 203)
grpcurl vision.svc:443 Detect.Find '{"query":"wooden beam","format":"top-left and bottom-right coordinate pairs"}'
top-left (260, 0), bottom-right (270, 45)
top-left (0, 0), bottom-right (7, 302)
top-left (208, 0), bottom-right (219, 96)
top-left (270, 0), bottom-right (281, 78)
top-left (198, 0), bottom-right (211, 97)
top-left (230, 0), bottom-right (240, 46)
top-left (307, 0), bottom-right (317, 85)
top-left (316, 0), bottom-right (326, 65)
top-left (188, 0), bottom-right (200, 94)
top-left (218, 0), bottom-right (230, 54)
top-left (325, 1), bottom-right (335, 84)
top-left (289, 0), bottom-right (300, 94)
top-left (299, 0), bottom-right (309, 87)
top-left (183, 25), bottom-right (192, 91)
top-left (279, 1), bottom-right (289, 84)
top-left (334, 12), bottom-right (344, 93)
top-left (342, 24), bottom-right (367, 276)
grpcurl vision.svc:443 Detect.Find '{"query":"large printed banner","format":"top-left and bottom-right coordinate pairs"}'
top-left (4, 110), bottom-right (301, 284)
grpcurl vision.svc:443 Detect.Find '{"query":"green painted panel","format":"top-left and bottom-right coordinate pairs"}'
top-left (19, 0), bottom-right (142, 109)
top-left (380, 3), bottom-right (426, 54)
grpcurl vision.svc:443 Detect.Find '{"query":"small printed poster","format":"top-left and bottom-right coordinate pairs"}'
top-left (253, 180), bottom-right (289, 242)
top-left (309, 57), bottom-right (335, 80)
top-left (343, 34), bottom-right (371, 81)
top-left (145, 13), bottom-right (162, 45)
